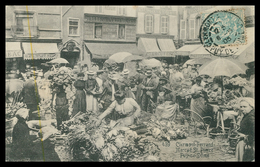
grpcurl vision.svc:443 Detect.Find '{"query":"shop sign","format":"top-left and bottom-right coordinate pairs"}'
top-left (85, 15), bottom-right (136, 25)
top-left (24, 53), bottom-right (59, 60)
top-left (137, 7), bottom-right (177, 16)
top-left (146, 52), bottom-right (175, 57)
top-left (6, 50), bottom-right (23, 58)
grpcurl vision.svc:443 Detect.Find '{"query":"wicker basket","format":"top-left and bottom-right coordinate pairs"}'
top-left (228, 134), bottom-right (240, 148)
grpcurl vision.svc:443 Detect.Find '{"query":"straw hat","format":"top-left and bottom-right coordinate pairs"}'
top-left (159, 75), bottom-right (169, 82)
top-left (162, 85), bottom-right (173, 92)
top-left (122, 69), bottom-right (130, 75)
top-left (108, 75), bottom-right (119, 80)
top-left (87, 70), bottom-right (96, 75)
top-left (145, 68), bottom-right (152, 76)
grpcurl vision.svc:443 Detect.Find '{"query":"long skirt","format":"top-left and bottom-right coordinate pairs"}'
top-left (190, 97), bottom-right (208, 121)
top-left (135, 84), bottom-right (143, 105)
top-left (155, 102), bottom-right (179, 121)
top-left (236, 140), bottom-right (255, 161)
top-left (86, 94), bottom-right (98, 113)
top-left (71, 90), bottom-right (86, 118)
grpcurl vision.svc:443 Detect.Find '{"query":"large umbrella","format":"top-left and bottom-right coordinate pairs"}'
top-left (198, 57), bottom-right (248, 78)
top-left (49, 58), bottom-right (69, 64)
top-left (109, 52), bottom-right (132, 63)
top-left (183, 57), bottom-right (216, 67)
top-left (139, 58), bottom-right (162, 68)
top-left (198, 57), bottom-right (248, 99)
top-left (122, 55), bottom-right (143, 63)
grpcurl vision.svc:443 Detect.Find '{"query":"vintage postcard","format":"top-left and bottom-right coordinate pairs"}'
top-left (6, 5), bottom-right (254, 162)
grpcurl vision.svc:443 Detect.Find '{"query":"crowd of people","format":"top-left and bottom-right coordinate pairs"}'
top-left (7, 59), bottom-right (254, 161)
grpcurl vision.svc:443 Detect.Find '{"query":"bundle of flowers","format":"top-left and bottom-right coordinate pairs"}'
top-left (143, 118), bottom-right (188, 142)
top-left (61, 112), bottom-right (161, 161)
top-left (6, 102), bottom-right (27, 120)
top-left (228, 76), bottom-right (250, 87)
top-left (49, 69), bottom-right (74, 93)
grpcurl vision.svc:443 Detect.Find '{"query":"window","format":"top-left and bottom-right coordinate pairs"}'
top-left (68, 18), bottom-right (79, 36)
top-left (145, 15), bottom-right (153, 33)
top-left (189, 19), bottom-right (195, 39)
top-left (161, 16), bottom-right (169, 34)
top-left (118, 24), bottom-right (125, 39)
top-left (14, 12), bottom-right (35, 33)
top-left (95, 6), bottom-right (103, 13)
top-left (95, 23), bottom-right (102, 38)
top-left (118, 7), bottom-right (126, 15)
top-left (196, 17), bottom-right (201, 38)
top-left (180, 20), bottom-right (186, 39)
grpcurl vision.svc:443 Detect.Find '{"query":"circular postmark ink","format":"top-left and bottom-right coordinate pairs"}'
top-left (199, 10), bottom-right (246, 57)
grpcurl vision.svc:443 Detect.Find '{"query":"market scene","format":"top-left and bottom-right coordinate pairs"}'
top-left (5, 6), bottom-right (255, 162)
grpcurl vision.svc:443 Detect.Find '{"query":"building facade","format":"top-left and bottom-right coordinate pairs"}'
top-left (61, 6), bottom-right (140, 69)
top-left (6, 6), bottom-right (62, 75)
top-left (135, 6), bottom-right (178, 62)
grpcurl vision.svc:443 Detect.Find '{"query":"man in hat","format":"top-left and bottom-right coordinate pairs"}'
top-left (152, 66), bottom-right (161, 77)
top-left (118, 69), bottom-right (135, 99)
top-left (173, 67), bottom-right (185, 83)
top-left (162, 64), bottom-right (170, 79)
top-left (140, 67), bottom-right (159, 113)
top-left (21, 71), bottom-right (41, 120)
top-left (96, 70), bottom-right (104, 93)
top-left (156, 75), bottom-right (169, 97)
top-left (134, 67), bottom-right (146, 105)
top-left (135, 67), bottom-right (145, 85)
top-left (85, 70), bottom-right (100, 113)
top-left (99, 74), bottom-right (120, 112)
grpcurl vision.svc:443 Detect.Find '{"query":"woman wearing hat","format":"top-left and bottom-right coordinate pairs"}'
top-left (85, 71), bottom-right (100, 113)
top-left (189, 76), bottom-right (209, 121)
top-left (95, 90), bottom-right (141, 127)
top-left (71, 72), bottom-right (87, 118)
top-left (9, 108), bottom-right (32, 160)
top-left (235, 98), bottom-right (255, 161)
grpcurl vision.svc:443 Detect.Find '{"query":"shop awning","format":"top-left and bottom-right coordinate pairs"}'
top-left (22, 43), bottom-right (60, 60)
top-left (232, 27), bottom-right (255, 63)
top-left (138, 38), bottom-right (161, 53)
top-left (175, 44), bottom-right (201, 56)
top-left (157, 39), bottom-right (176, 52)
top-left (138, 38), bottom-right (175, 58)
top-left (189, 45), bottom-right (212, 58)
top-left (6, 42), bottom-right (23, 58)
top-left (85, 42), bottom-right (142, 59)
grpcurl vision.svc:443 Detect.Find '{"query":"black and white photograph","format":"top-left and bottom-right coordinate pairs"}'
top-left (5, 5), bottom-right (255, 162)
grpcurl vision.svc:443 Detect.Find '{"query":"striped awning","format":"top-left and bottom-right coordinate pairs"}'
top-left (176, 44), bottom-right (201, 56)
top-left (22, 43), bottom-right (60, 60)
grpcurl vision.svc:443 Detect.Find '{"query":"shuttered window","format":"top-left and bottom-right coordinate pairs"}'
top-left (145, 14), bottom-right (153, 33)
top-left (189, 19), bottom-right (195, 39)
top-left (180, 20), bottom-right (186, 39)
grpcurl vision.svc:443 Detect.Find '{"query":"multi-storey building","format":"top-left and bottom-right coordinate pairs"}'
top-left (61, 6), bottom-right (140, 69)
top-left (135, 6), bottom-right (178, 63)
top-left (6, 6), bottom-right (62, 74)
